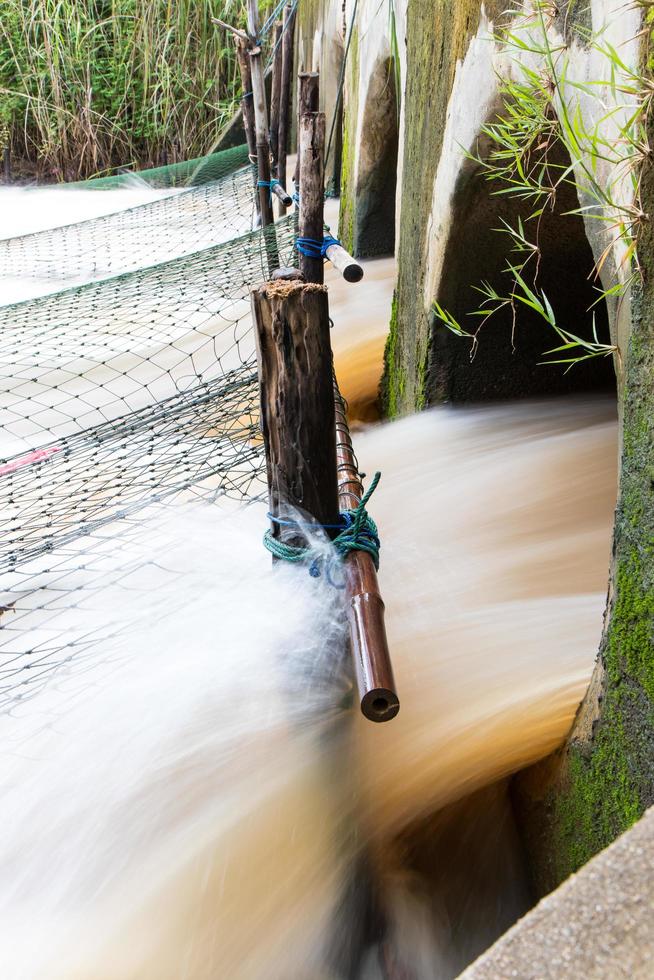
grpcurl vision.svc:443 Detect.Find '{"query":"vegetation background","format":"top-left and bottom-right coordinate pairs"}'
top-left (0, 0), bottom-right (273, 180)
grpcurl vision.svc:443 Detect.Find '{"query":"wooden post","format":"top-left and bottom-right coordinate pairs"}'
top-left (294, 72), bottom-right (320, 190)
top-left (334, 382), bottom-right (400, 723)
top-left (294, 70), bottom-right (364, 283)
top-left (249, 50), bottom-right (275, 226)
top-left (252, 276), bottom-right (340, 544)
top-left (246, 0), bottom-right (274, 227)
top-left (269, 22), bottom-right (283, 173)
top-left (236, 39), bottom-right (256, 163)
top-left (235, 37), bottom-right (260, 224)
top-left (298, 112), bottom-right (325, 285)
top-left (277, 2), bottom-right (297, 211)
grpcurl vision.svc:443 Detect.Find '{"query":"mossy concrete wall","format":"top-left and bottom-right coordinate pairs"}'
top-left (303, 0), bottom-right (653, 899)
top-left (513, 116), bottom-right (654, 894)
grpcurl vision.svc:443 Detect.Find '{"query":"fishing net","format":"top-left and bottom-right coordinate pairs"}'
top-left (82, 142), bottom-right (251, 189)
top-left (0, 146), bottom-right (262, 290)
top-left (1, 208), bottom-right (297, 711)
top-left (0, 0), bottom-right (303, 714)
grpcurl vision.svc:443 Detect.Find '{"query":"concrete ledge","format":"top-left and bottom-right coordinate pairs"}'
top-left (459, 805), bottom-right (654, 979)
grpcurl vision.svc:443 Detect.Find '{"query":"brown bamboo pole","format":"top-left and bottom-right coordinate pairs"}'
top-left (251, 276), bottom-right (340, 545)
top-left (298, 111), bottom-right (325, 285)
top-left (277, 2), bottom-right (297, 210)
top-left (334, 382), bottom-right (399, 723)
top-left (269, 22), bottom-right (283, 172)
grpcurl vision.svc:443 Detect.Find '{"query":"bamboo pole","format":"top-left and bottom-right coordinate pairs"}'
top-left (251, 276), bottom-right (340, 544)
top-left (334, 382), bottom-right (399, 723)
top-left (298, 111), bottom-right (326, 285)
top-left (277, 2), bottom-right (297, 211)
top-left (324, 241), bottom-right (363, 282)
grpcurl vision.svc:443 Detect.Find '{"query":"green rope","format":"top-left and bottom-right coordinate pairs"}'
top-left (264, 471), bottom-right (382, 578)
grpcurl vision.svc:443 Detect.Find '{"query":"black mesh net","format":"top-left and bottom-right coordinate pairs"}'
top-left (1, 200), bottom-right (297, 711)
top-left (0, 150), bottom-right (260, 292)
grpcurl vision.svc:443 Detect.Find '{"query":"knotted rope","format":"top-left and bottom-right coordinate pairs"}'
top-left (295, 235), bottom-right (341, 259)
top-left (257, 177), bottom-right (280, 202)
top-left (263, 471), bottom-right (382, 581)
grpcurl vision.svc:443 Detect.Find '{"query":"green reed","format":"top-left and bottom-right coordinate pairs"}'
top-left (0, 0), bottom-right (272, 180)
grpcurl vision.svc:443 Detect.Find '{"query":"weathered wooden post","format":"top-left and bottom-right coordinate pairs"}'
top-left (252, 274), bottom-right (340, 546)
top-left (297, 82), bottom-right (364, 284)
top-left (253, 71), bottom-right (397, 721)
top-left (294, 72), bottom-right (320, 191)
top-left (298, 111), bottom-right (327, 285)
top-left (235, 38), bottom-right (257, 164)
top-left (277, 2), bottom-right (297, 210)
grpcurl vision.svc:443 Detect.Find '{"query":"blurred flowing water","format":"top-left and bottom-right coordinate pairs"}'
top-left (0, 186), bottom-right (618, 978)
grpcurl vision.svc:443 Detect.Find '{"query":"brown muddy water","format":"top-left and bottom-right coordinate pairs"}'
top-left (0, 187), bottom-right (617, 978)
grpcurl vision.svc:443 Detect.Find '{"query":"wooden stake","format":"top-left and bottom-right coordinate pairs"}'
top-left (294, 70), bottom-right (364, 284)
top-left (277, 3), bottom-right (297, 210)
top-left (294, 72), bottom-right (320, 190)
top-left (334, 382), bottom-right (400, 723)
top-left (249, 48), bottom-right (275, 227)
top-left (252, 277), bottom-right (340, 544)
top-left (246, 2), bottom-right (274, 227)
top-left (235, 39), bottom-right (256, 162)
top-left (298, 111), bottom-right (326, 285)
top-left (269, 22), bottom-right (283, 173)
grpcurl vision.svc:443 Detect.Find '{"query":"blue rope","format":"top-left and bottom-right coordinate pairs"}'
top-left (296, 235), bottom-right (341, 259)
top-left (263, 472), bottom-right (382, 582)
top-left (257, 177), bottom-right (279, 202)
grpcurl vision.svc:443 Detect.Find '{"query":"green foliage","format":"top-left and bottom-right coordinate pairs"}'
top-left (0, 0), bottom-right (274, 179)
top-left (432, 0), bottom-right (649, 370)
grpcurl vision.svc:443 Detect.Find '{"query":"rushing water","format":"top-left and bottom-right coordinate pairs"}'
top-left (0, 185), bottom-right (618, 978)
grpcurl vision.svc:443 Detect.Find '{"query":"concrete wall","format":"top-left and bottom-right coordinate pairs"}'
top-left (297, 0), bottom-right (654, 898)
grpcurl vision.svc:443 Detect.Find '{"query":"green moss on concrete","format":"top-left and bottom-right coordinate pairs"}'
top-left (338, 28), bottom-right (358, 256)
top-left (380, 290), bottom-right (406, 418)
top-left (546, 557), bottom-right (653, 884)
top-left (514, 201), bottom-right (654, 894)
top-left (388, 0), bottom-right (505, 417)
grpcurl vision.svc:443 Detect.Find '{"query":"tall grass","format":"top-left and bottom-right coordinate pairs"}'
top-left (0, 0), bottom-right (272, 180)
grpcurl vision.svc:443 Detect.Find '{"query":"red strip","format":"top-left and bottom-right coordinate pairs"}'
top-left (0, 446), bottom-right (61, 477)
